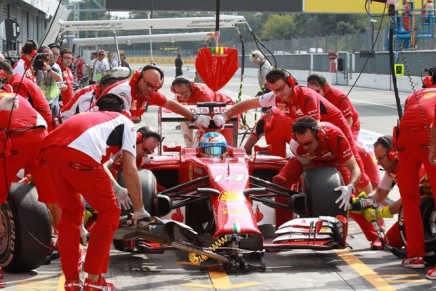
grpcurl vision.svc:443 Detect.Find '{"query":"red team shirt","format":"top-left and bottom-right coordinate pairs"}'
top-left (60, 66), bottom-right (74, 105)
top-left (176, 84), bottom-right (234, 105)
top-left (41, 111), bottom-right (136, 164)
top-left (290, 122), bottom-right (353, 166)
top-left (10, 73), bottom-right (53, 130)
top-left (104, 79), bottom-right (167, 123)
top-left (61, 84), bottom-right (97, 121)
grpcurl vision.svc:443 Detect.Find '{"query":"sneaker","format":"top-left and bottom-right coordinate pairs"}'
top-left (402, 257), bottom-right (425, 269)
top-left (426, 266), bottom-right (436, 279)
top-left (64, 279), bottom-right (83, 291)
top-left (83, 276), bottom-right (115, 291)
top-left (370, 238), bottom-right (384, 250)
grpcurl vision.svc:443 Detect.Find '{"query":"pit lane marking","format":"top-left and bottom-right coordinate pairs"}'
top-left (181, 270), bottom-right (262, 289)
top-left (335, 249), bottom-right (396, 290)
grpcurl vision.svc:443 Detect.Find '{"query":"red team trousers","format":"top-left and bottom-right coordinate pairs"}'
top-left (41, 147), bottom-right (120, 281)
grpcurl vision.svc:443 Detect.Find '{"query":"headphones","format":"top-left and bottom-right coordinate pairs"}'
top-left (376, 136), bottom-right (398, 162)
top-left (170, 76), bottom-right (197, 94)
top-left (141, 64), bottom-right (164, 89)
top-left (422, 66), bottom-right (436, 88)
top-left (136, 126), bottom-right (161, 144)
top-left (292, 119), bottom-right (326, 141)
top-left (267, 69), bottom-right (298, 88)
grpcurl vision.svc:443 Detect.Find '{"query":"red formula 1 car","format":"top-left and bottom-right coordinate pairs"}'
top-left (113, 102), bottom-right (349, 271)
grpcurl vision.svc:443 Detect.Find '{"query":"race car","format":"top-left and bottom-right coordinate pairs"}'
top-left (113, 102), bottom-right (349, 271)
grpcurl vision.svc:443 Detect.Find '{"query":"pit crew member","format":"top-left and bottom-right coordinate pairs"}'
top-left (273, 116), bottom-right (384, 249)
top-left (39, 93), bottom-right (150, 290)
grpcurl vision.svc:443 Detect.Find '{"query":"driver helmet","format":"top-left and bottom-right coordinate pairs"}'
top-left (198, 132), bottom-right (228, 157)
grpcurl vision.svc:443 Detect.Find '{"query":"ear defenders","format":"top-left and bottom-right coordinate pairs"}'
top-left (376, 136), bottom-right (398, 162)
top-left (267, 69), bottom-right (298, 88)
top-left (170, 76), bottom-right (196, 94)
top-left (136, 127), bottom-right (162, 144)
top-left (140, 64), bottom-right (164, 89)
top-left (292, 120), bottom-right (326, 141)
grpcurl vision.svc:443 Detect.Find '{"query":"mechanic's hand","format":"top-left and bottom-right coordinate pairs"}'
top-left (113, 184), bottom-right (133, 210)
top-left (0, 95), bottom-right (19, 111)
top-left (213, 113), bottom-right (228, 128)
top-left (363, 206), bottom-right (393, 222)
top-left (194, 115), bottom-right (211, 129)
top-left (134, 207), bottom-right (152, 229)
top-left (334, 184), bottom-right (354, 211)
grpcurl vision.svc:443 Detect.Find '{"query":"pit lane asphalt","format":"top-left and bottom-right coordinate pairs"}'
top-left (5, 68), bottom-right (433, 290)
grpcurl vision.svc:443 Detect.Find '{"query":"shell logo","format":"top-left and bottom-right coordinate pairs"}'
top-left (423, 92), bottom-right (436, 99)
top-left (219, 190), bottom-right (243, 202)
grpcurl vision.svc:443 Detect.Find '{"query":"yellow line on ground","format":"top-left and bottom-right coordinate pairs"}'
top-left (335, 249), bottom-right (396, 291)
top-left (57, 274), bottom-right (65, 291)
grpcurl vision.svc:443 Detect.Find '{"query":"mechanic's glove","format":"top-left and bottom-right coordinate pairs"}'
top-left (113, 183), bottom-right (133, 211)
top-left (334, 184), bottom-right (355, 211)
top-left (134, 207), bottom-right (152, 229)
top-left (0, 95), bottom-right (19, 111)
top-left (194, 115), bottom-right (211, 129)
top-left (363, 206), bottom-right (393, 222)
top-left (213, 113), bottom-right (228, 128)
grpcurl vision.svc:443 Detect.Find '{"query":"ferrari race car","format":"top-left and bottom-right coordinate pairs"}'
top-left (113, 102), bottom-right (349, 271)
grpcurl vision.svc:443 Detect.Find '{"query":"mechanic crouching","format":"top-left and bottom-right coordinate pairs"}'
top-left (39, 94), bottom-right (150, 290)
top-left (272, 116), bottom-right (384, 250)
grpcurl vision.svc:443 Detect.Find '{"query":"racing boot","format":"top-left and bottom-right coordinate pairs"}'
top-left (83, 276), bottom-right (115, 291)
top-left (64, 279), bottom-right (83, 291)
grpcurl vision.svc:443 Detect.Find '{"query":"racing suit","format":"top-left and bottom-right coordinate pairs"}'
top-left (59, 65), bottom-right (74, 106)
top-left (104, 79), bottom-right (167, 123)
top-left (322, 84), bottom-right (380, 188)
top-left (273, 122), bottom-right (380, 242)
top-left (176, 83), bottom-right (235, 147)
top-left (259, 87), bottom-right (371, 190)
top-left (0, 93), bottom-right (53, 204)
top-left (13, 57), bottom-right (36, 83)
top-left (39, 111), bottom-right (136, 282)
top-left (397, 88), bottom-right (436, 259)
top-left (248, 107), bottom-right (293, 158)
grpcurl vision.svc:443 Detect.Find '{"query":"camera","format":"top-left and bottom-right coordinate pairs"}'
top-left (33, 53), bottom-right (49, 71)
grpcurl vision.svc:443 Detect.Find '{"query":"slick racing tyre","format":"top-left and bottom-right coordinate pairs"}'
top-left (0, 183), bottom-right (52, 272)
top-left (117, 169), bottom-right (157, 216)
top-left (302, 167), bottom-right (346, 217)
top-left (399, 195), bottom-right (436, 264)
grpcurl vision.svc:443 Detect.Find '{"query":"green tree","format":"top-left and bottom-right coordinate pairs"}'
top-left (261, 14), bottom-right (296, 40)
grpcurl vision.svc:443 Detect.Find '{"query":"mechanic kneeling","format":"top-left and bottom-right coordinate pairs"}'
top-left (272, 116), bottom-right (384, 250)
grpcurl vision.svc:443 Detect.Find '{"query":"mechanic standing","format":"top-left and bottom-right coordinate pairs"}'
top-left (0, 91), bottom-right (57, 289)
top-left (307, 73), bottom-right (380, 187)
top-left (103, 64), bottom-right (210, 128)
top-left (58, 48), bottom-right (75, 107)
top-left (171, 76), bottom-right (234, 146)
top-left (39, 94), bottom-right (150, 290)
top-left (396, 73), bottom-right (436, 273)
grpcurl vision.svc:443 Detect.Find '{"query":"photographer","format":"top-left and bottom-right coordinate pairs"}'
top-left (35, 46), bottom-right (62, 118)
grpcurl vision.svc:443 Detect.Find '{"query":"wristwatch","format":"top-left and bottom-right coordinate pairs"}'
top-left (191, 113), bottom-right (198, 123)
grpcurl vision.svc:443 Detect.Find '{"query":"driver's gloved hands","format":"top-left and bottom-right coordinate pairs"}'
top-left (113, 183), bottom-right (133, 210)
top-left (134, 207), bottom-right (152, 230)
top-left (334, 184), bottom-right (355, 211)
top-left (194, 115), bottom-right (211, 129)
top-left (213, 113), bottom-right (228, 128)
